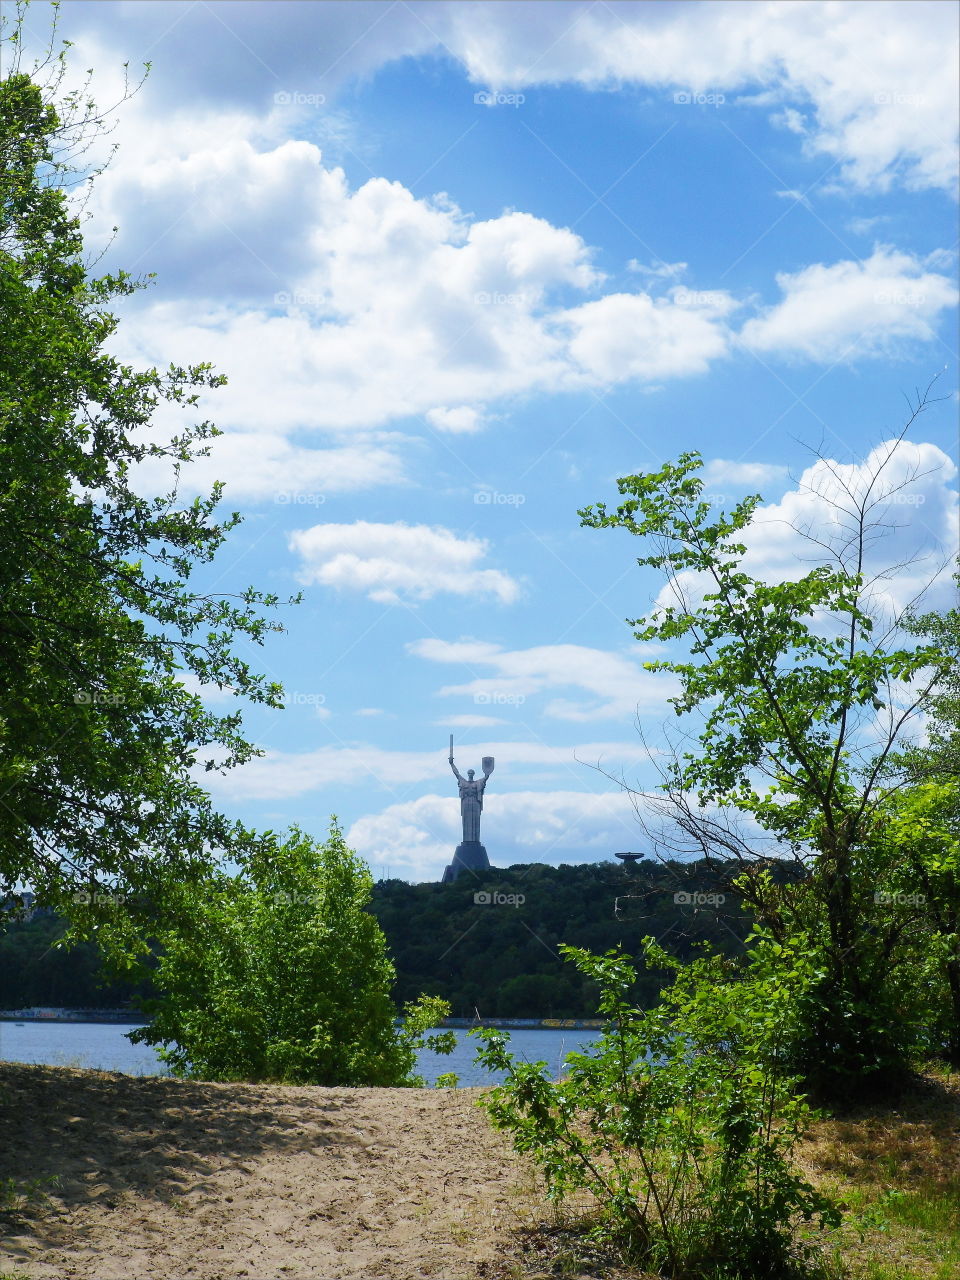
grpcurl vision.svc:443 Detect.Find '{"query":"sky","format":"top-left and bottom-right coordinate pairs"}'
top-left (21, 0), bottom-right (959, 881)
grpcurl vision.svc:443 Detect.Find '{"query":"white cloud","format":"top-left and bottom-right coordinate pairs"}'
top-left (133, 428), bottom-right (408, 501)
top-left (627, 259), bottom-right (689, 281)
top-left (411, 638), bottom-right (677, 720)
top-left (774, 189), bottom-right (812, 209)
top-left (50, 11), bottom-right (956, 515)
top-left (657, 439), bottom-right (959, 619)
top-left (64, 3), bottom-right (959, 193)
top-left (430, 0), bottom-right (958, 193)
top-left (202, 738), bottom-right (660, 803)
top-left (425, 406), bottom-right (484, 434)
top-left (107, 175), bottom-right (735, 436)
top-left (739, 248), bottom-right (958, 361)
top-left (289, 522), bottom-right (520, 604)
top-left (560, 290), bottom-right (736, 382)
top-left (348, 789), bottom-right (644, 881)
top-left (79, 96), bottom-right (951, 514)
top-left (847, 215), bottom-right (890, 236)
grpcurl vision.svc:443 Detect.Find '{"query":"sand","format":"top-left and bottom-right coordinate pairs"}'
top-left (0, 1062), bottom-right (527, 1280)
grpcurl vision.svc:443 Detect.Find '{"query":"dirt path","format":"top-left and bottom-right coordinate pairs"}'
top-left (0, 1062), bottom-right (527, 1280)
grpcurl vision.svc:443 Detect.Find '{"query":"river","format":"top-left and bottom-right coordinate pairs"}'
top-left (0, 1020), bottom-right (602, 1087)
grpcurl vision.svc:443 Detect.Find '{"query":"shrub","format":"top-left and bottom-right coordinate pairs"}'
top-left (474, 939), bottom-right (841, 1278)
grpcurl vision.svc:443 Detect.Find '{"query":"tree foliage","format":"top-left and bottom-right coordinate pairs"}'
top-left (0, 7), bottom-right (294, 941)
top-left (581, 408), bottom-right (959, 1097)
top-left (476, 940), bottom-right (840, 1277)
top-left (129, 823), bottom-right (454, 1086)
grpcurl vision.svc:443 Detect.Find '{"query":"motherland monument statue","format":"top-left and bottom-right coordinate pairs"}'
top-left (441, 735), bottom-right (494, 883)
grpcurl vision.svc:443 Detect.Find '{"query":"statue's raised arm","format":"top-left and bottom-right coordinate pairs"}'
top-left (448, 733), bottom-right (464, 782)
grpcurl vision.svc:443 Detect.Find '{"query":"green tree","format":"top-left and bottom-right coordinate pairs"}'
top-left (0, 9), bottom-right (293, 943)
top-left (900, 580), bottom-right (960, 784)
top-left (475, 940), bottom-right (840, 1277)
top-left (879, 781), bottom-right (960, 1065)
top-left (580, 406), bottom-right (958, 1099)
top-left (130, 822), bottom-right (454, 1086)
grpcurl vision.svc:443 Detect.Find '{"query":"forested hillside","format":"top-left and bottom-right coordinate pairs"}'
top-left (1, 858), bottom-right (777, 1017)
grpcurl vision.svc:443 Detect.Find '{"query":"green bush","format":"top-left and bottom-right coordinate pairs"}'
top-left (130, 821), bottom-right (454, 1085)
top-left (474, 939), bottom-right (841, 1278)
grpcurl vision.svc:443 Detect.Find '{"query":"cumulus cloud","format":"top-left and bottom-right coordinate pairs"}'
top-left (560, 290), bottom-right (737, 382)
top-left (288, 522), bottom-right (520, 604)
top-left (133, 429), bottom-right (408, 501)
top-left (64, 52), bottom-right (950, 516)
top-left (106, 170), bottom-right (737, 445)
top-left (104, 161), bottom-right (953, 493)
top-left (410, 638), bottom-right (678, 720)
top-left (425, 406), bottom-right (484, 434)
top-left (657, 439), bottom-right (959, 620)
top-left (739, 248), bottom-right (959, 361)
top-left (348, 789), bottom-right (644, 881)
top-left (74, 1), bottom-right (957, 192)
top-left (45, 6), bottom-right (957, 514)
top-left (431, 0), bottom-right (958, 193)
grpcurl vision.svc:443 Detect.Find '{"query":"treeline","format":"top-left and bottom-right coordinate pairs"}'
top-left (0, 858), bottom-right (780, 1017)
top-left (0, 911), bottom-right (155, 1010)
top-left (370, 859), bottom-right (771, 1016)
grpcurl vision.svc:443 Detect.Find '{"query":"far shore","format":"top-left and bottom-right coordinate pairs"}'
top-left (0, 1008), bottom-right (605, 1029)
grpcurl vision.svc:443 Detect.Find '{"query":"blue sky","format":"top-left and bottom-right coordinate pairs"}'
top-left (30, 0), bottom-right (959, 880)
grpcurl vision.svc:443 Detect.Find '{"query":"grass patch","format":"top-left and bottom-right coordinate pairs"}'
top-left (788, 1064), bottom-right (959, 1280)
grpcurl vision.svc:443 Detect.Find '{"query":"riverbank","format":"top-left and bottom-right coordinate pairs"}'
top-left (1, 1010), bottom-right (605, 1029)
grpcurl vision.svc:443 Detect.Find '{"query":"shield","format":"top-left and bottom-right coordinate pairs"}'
top-left (482, 756), bottom-right (495, 774)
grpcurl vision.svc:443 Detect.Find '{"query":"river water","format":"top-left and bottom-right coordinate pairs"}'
top-left (0, 1020), bottom-right (602, 1087)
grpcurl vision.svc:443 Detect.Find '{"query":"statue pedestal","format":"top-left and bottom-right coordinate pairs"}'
top-left (441, 840), bottom-right (490, 884)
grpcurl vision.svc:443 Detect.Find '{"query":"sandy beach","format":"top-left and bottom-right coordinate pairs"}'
top-left (0, 1062), bottom-right (525, 1280)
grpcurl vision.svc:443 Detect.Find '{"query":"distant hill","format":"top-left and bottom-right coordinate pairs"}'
top-left (0, 859), bottom-right (790, 1018)
top-left (369, 858), bottom-right (765, 1017)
